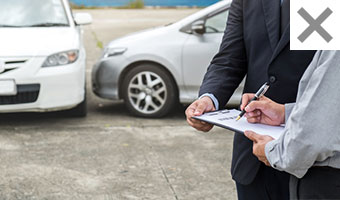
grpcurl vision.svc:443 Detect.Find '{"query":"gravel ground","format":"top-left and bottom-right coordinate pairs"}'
top-left (0, 9), bottom-right (237, 200)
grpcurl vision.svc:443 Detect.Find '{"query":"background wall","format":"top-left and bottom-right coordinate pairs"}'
top-left (70, 0), bottom-right (220, 7)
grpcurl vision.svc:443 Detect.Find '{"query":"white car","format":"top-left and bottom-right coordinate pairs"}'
top-left (0, 0), bottom-right (92, 116)
top-left (92, 0), bottom-right (243, 118)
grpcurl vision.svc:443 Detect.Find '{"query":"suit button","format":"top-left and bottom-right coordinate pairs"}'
top-left (269, 76), bottom-right (277, 83)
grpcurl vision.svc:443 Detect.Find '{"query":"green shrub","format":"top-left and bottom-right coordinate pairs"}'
top-left (126, 0), bottom-right (144, 9)
top-left (70, 2), bottom-right (97, 9)
top-left (70, 2), bottom-right (86, 9)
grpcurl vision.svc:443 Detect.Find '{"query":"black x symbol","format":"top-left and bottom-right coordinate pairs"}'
top-left (298, 7), bottom-right (333, 43)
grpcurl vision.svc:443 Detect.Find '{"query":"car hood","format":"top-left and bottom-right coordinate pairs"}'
top-left (0, 28), bottom-right (79, 57)
top-left (107, 25), bottom-right (174, 48)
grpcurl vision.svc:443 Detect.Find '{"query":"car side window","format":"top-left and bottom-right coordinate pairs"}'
top-left (205, 9), bottom-right (229, 33)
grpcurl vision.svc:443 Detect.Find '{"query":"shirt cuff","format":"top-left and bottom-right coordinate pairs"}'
top-left (199, 93), bottom-right (219, 110)
top-left (265, 140), bottom-right (281, 169)
top-left (265, 138), bottom-right (308, 178)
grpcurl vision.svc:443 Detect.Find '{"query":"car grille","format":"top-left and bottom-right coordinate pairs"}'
top-left (0, 84), bottom-right (40, 105)
top-left (0, 58), bottom-right (29, 74)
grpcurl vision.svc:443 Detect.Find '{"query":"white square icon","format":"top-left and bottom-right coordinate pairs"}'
top-left (291, 0), bottom-right (340, 50)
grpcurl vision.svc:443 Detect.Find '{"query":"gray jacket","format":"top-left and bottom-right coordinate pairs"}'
top-left (265, 50), bottom-right (340, 178)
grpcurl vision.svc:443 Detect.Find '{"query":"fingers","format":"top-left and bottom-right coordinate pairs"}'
top-left (245, 130), bottom-right (273, 167)
top-left (194, 123), bottom-right (214, 132)
top-left (194, 102), bottom-right (207, 116)
top-left (264, 135), bottom-right (275, 141)
top-left (240, 93), bottom-right (255, 110)
top-left (246, 116), bottom-right (261, 124)
top-left (264, 160), bottom-right (271, 166)
top-left (244, 109), bottom-right (261, 123)
top-left (185, 98), bottom-right (215, 132)
top-left (185, 102), bottom-right (197, 123)
top-left (244, 131), bottom-right (260, 142)
top-left (186, 116), bottom-right (213, 132)
top-left (244, 109), bottom-right (261, 118)
top-left (245, 100), bottom-right (268, 113)
top-left (244, 130), bottom-right (268, 143)
top-left (186, 109), bottom-right (203, 127)
top-left (186, 116), bottom-right (199, 127)
top-left (255, 155), bottom-right (271, 166)
top-left (194, 96), bottom-right (216, 116)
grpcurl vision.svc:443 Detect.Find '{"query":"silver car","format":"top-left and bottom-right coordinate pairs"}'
top-left (92, 0), bottom-right (243, 118)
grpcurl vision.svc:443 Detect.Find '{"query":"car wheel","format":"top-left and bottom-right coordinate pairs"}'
top-left (122, 63), bottom-right (178, 118)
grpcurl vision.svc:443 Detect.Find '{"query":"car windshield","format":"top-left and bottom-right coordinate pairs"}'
top-left (0, 0), bottom-right (69, 27)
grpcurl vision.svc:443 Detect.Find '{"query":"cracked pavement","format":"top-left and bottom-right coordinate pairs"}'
top-left (0, 9), bottom-right (237, 200)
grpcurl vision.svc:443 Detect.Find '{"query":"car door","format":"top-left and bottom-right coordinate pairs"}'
top-left (181, 8), bottom-right (229, 100)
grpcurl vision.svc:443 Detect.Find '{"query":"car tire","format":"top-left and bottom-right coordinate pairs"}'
top-left (121, 63), bottom-right (178, 118)
top-left (68, 91), bottom-right (87, 117)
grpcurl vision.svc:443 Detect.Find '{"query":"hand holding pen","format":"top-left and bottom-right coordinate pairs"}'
top-left (239, 93), bottom-right (286, 126)
top-left (236, 82), bottom-right (270, 121)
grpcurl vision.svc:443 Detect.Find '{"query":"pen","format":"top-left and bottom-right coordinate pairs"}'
top-left (236, 82), bottom-right (270, 121)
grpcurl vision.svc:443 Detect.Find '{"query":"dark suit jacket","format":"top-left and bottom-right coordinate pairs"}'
top-left (199, 0), bottom-right (315, 185)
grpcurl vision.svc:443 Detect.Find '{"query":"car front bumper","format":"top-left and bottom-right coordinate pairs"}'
top-left (92, 56), bottom-right (128, 100)
top-left (0, 55), bottom-right (86, 113)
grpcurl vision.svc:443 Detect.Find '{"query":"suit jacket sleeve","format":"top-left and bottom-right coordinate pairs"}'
top-left (199, 0), bottom-right (247, 109)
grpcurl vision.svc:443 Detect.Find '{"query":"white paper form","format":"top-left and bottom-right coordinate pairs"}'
top-left (192, 109), bottom-right (284, 140)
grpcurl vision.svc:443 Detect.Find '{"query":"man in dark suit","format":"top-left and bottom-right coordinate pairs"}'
top-left (185, 0), bottom-right (315, 199)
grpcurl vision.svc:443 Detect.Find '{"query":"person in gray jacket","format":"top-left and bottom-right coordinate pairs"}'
top-left (241, 50), bottom-right (340, 199)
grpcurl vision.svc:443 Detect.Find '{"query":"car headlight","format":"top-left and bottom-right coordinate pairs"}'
top-left (42, 50), bottom-right (79, 67)
top-left (102, 47), bottom-right (127, 58)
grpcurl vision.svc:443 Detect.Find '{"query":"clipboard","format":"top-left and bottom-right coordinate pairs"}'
top-left (192, 109), bottom-right (284, 139)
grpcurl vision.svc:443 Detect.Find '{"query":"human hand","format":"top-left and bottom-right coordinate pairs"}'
top-left (185, 96), bottom-right (216, 132)
top-left (244, 131), bottom-right (274, 166)
top-left (240, 94), bottom-right (285, 126)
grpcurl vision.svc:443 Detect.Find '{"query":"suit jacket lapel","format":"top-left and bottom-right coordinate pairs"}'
top-left (261, 0), bottom-right (280, 51)
top-left (270, 25), bottom-right (290, 62)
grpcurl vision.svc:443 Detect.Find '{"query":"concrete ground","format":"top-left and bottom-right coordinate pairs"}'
top-left (0, 9), bottom-right (237, 200)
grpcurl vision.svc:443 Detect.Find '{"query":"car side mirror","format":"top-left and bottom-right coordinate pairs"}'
top-left (191, 20), bottom-right (206, 34)
top-left (74, 13), bottom-right (92, 25)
